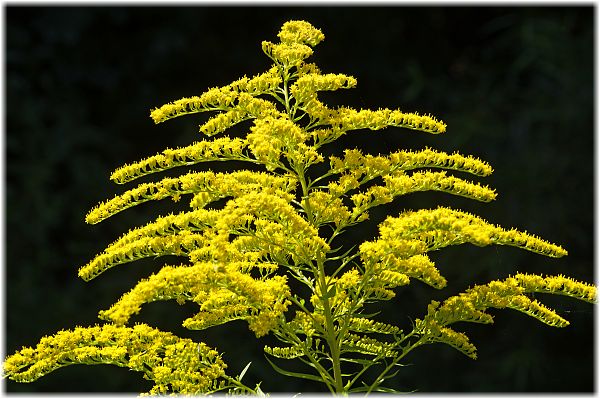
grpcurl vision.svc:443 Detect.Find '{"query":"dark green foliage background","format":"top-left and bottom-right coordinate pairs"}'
top-left (5, 6), bottom-right (594, 393)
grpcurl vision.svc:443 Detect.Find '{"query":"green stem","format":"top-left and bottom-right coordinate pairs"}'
top-left (297, 168), bottom-right (314, 224)
top-left (282, 68), bottom-right (294, 118)
top-left (317, 257), bottom-right (345, 394)
top-left (296, 159), bottom-right (345, 393)
top-left (289, 295), bottom-right (327, 336)
top-left (276, 322), bottom-right (337, 392)
top-left (281, 69), bottom-right (348, 393)
top-left (366, 335), bottom-right (423, 394)
top-left (222, 375), bottom-right (259, 394)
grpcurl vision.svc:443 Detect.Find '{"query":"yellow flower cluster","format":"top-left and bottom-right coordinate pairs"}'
top-left (329, 108), bottom-right (446, 135)
top-left (361, 250), bottom-right (447, 290)
top-left (388, 170), bottom-right (495, 200)
top-left (200, 108), bottom-right (249, 137)
top-left (306, 191), bottom-right (351, 227)
top-left (200, 93), bottom-right (283, 137)
top-left (214, 192), bottom-right (330, 257)
top-left (376, 207), bottom-right (568, 257)
top-left (357, 207), bottom-right (568, 295)
top-left (246, 116), bottom-right (304, 165)
top-left (350, 171), bottom-right (497, 218)
top-left (296, 61), bottom-right (321, 77)
top-left (374, 269), bottom-right (412, 289)
top-left (87, 170), bottom-right (296, 224)
top-left (246, 114), bottom-right (324, 170)
top-left (347, 317), bottom-right (402, 335)
top-left (107, 208), bottom-right (219, 251)
top-left (277, 20), bottom-right (325, 47)
top-left (304, 100), bottom-right (337, 128)
top-left (100, 262), bottom-right (291, 338)
top-left (79, 230), bottom-right (208, 281)
top-left (360, 238), bottom-right (428, 262)
top-left (303, 107), bottom-right (448, 144)
top-left (109, 136), bottom-right (248, 185)
top-left (82, 190), bottom-right (329, 282)
top-left (415, 273), bottom-right (595, 359)
top-left (343, 333), bottom-right (398, 357)
top-left (228, 66), bottom-right (283, 94)
top-left (150, 67), bottom-right (281, 124)
top-left (264, 345), bottom-right (304, 359)
top-left (416, 319), bottom-right (478, 359)
top-left (262, 41), bottom-right (314, 67)
top-left (3, 324), bottom-right (227, 394)
top-left (291, 73), bottom-right (357, 104)
top-left (325, 149), bottom-right (493, 218)
top-left (224, 66), bottom-right (282, 94)
top-left (512, 273), bottom-right (596, 303)
top-left (392, 147), bottom-right (494, 176)
top-left (329, 147), bottom-right (493, 178)
top-left (287, 310), bottom-right (324, 338)
top-left (184, 274), bottom-right (291, 338)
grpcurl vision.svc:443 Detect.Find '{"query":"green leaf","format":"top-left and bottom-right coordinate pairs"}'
top-left (265, 356), bottom-right (328, 383)
top-left (238, 362), bottom-right (252, 381)
top-left (339, 357), bottom-right (375, 365)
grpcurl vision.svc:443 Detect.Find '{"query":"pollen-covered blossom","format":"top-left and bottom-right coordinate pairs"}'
top-left (290, 73), bottom-right (357, 104)
top-left (109, 136), bottom-right (248, 185)
top-left (306, 191), bottom-right (352, 227)
top-left (349, 171), bottom-right (497, 218)
top-left (511, 273), bottom-right (596, 303)
top-left (303, 97), bottom-right (337, 128)
top-left (415, 273), bottom-right (595, 360)
top-left (201, 93), bottom-right (284, 136)
top-left (296, 61), bottom-right (321, 76)
top-left (247, 115), bottom-right (309, 166)
top-left (277, 20), bottom-right (325, 47)
top-left (3, 324), bottom-right (227, 394)
top-left (325, 149), bottom-right (494, 218)
top-left (264, 344), bottom-right (305, 359)
top-left (82, 188), bottom-right (329, 283)
top-left (336, 268), bottom-right (361, 288)
top-left (99, 262), bottom-right (291, 337)
top-left (106, 209), bottom-right (220, 250)
top-left (330, 107), bottom-right (447, 135)
top-left (392, 147), bottom-right (494, 176)
top-left (149, 67), bottom-right (282, 125)
top-left (214, 192), bottom-right (330, 259)
top-left (329, 147), bottom-right (493, 179)
top-left (78, 230), bottom-right (209, 281)
top-left (87, 170), bottom-right (296, 224)
top-left (200, 108), bottom-right (249, 137)
top-left (230, 66), bottom-right (283, 94)
top-left (287, 310), bottom-right (324, 338)
top-left (347, 317), bottom-right (402, 335)
top-left (358, 206), bottom-right (568, 295)
top-left (343, 333), bottom-right (398, 357)
top-left (303, 106), bottom-right (447, 145)
top-left (262, 41), bottom-right (314, 67)
top-left (364, 252), bottom-right (447, 290)
top-left (416, 318), bottom-right (478, 359)
top-left (377, 207), bottom-right (568, 257)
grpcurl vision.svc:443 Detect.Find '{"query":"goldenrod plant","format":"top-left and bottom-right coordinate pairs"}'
top-left (4, 20), bottom-right (595, 394)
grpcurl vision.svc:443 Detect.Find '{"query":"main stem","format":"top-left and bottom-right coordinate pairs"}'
top-left (297, 166), bottom-right (345, 394)
top-left (318, 258), bottom-right (345, 394)
top-left (283, 66), bottom-right (345, 394)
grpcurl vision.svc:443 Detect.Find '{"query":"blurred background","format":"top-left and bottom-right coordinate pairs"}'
top-left (5, 5), bottom-right (594, 393)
